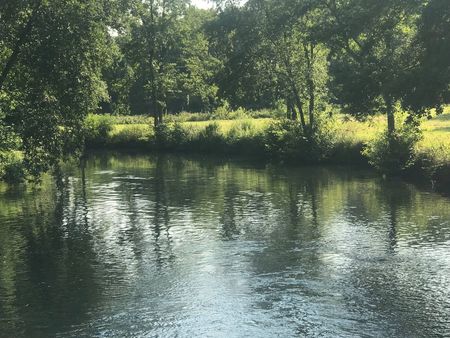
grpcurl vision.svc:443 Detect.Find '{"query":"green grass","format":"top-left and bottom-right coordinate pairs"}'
top-left (109, 118), bottom-right (272, 141)
top-left (85, 109), bottom-right (450, 189)
top-left (107, 110), bottom-right (450, 154)
top-left (183, 118), bottom-right (272, 133)
top-left (418, 108), bottom-right (450, 163)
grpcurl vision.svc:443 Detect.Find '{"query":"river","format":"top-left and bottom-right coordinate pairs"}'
top-left (0, 153), bottom-right (449, 337)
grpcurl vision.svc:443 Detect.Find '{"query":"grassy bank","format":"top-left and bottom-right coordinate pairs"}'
top-left (82, 108), bottom-right (450, 191)
top-left (3, 109), bottom-right (449, 190)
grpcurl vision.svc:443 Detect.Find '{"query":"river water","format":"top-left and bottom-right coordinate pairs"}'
top-left (0, 153), bottom-right (449, 337)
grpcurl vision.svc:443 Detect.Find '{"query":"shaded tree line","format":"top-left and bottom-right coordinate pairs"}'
top-left (0, 0), bottom-right (449, 176)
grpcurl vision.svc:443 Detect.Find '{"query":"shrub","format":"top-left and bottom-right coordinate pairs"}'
top-left (362, 124), bottom-right (422, 175)
top-left (415, 142), bottom-right (450, 189)
top-left (152, 123), bottom-right (191, 150)
top-left (110, 115), bottom-right (152, 125)
top-left (265, 116), bottom-right (336, 163)
top-left (211, 102), bottom-right (250, 120)
top-left (84, 114), bottom-right (114, 146)
top-left (183, 122), bottom-right (224, 153)
top-left (0, 152), bottom-right (25, 184)
top-left (226, 120), bottom-right (266, 156)
top-left (165, 112), bottom-right (212, 123)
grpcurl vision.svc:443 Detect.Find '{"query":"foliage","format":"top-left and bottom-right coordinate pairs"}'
top-left (110, 115), bottom-right (153, 125)
top-left (81, 109), bottom-right (450, 185)
top-left (0, 151), bottom-right (25, 183)
top-left (363, 124), bottom-right (423, 175)
top-left (84, 114), bottom-right (114, 146)
top-left (403, 0), bottom-right (450, 116)
top-left (0, 0), bottom-right (117, 178)
top-left (1, 0), bottom-right (450, 183)
top-left (265, 116), bottom-right (336, 163)
top-left (153, 122), bottom-right (192, 150)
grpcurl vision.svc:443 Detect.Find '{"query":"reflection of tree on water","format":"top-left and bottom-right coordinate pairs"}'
top-left (220, 182), bottom-right (239, 240)
top-left (376, 180), bottom-right (415, 252)
top-left (343, 179), bottom-right (449, 337)
top-left (0, 173), bottom-right (103, 337)
top-left (152, 155), bottom-right (174, 268)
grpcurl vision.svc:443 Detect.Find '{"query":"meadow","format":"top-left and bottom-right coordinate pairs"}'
top-left (104, 108), bottom-right (450, 158)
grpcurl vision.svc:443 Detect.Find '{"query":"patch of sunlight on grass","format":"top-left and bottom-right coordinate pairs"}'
top-left (183, 118), bottom-right (272, 134)
top-left (108, 109), bottom-right (450, 163)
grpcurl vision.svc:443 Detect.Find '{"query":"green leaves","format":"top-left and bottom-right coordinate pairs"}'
top-left (0, 0), bottom-right (114, 178)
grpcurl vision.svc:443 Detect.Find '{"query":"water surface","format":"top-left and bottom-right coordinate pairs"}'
top-left (1, 154), bottom-right (450, 337)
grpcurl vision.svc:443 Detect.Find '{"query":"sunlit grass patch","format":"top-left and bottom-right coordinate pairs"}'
top-left (183, 118), bottom-right (272, 134)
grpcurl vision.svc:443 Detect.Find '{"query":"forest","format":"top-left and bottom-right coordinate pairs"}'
top-left (0, 0), bottom-right (449, 185)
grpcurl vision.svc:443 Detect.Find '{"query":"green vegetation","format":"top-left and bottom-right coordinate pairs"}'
top-left (0, 0), bottom-right (449, 187)
top-left (82, 108), bottom-right (450, 190)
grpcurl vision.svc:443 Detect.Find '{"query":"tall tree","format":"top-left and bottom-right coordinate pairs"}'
top-left (403, 0), bottom-right (450, 116)
top-left (212, 0), bottom-right (329, 128)
top-left (323, 0), bottom-right (424, 134)
top-left (0, 0), bottom-right (116, 176)
top-left (125, 0), bottom-right (188, 125)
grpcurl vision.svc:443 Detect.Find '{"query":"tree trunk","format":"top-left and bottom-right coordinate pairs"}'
top-left (386, 97), bottom-right (395, 135)
top-left (291, 106), bottom-right (298, 121)
top-left (153, 110), bottom-right (163, 127)
top-left (307, 45), bottom-right (315, 130)
top-left (148, 1), bottom-right (160, 127)
top-left (304, 43), bottom-right (316, 130)
top-left (286, 97), bottom-right (297, 120)
top-left (293, 89), bottom-right (306, 128)
top-left (289, 82), bottom-right (306, 129)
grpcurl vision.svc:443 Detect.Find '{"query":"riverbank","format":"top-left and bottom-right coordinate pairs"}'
top-left (81, 110), bottom-right (450, 192)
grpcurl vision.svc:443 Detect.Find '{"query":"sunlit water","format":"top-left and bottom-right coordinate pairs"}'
top-left (1, 153), bottom-right (450, 337)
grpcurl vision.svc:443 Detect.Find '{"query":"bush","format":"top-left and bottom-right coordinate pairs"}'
top-left (265, 117), bottom-right (336, 163)
top-left (110, 125), bottom-right (150, 148)
top-left (192, 122), bottom-right (225, 152)
top-left (0, 152), bottom-right (25, 184)
top-left (152, 123), bottom-right (191, 150)
top-left (165, 112), bottom-right (212, 123)
top-left (84, 114), bottom-right (114, 146)
top-left (249, 109), bottom-right (280, 119)
top-left (362, 124), bottom-right (422, 175)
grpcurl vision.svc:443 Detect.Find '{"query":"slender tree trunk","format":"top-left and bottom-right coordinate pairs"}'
top-left (385, 97), bottom-right (395, 135)
top-left (293, 89), bottom-right (306, 128)
top-left (289, 82), bottom-right (306, 129)
top-left (306, 44), bottom-right (315, 130)
top-left (291, 106), bottom-right (298, 121)
top-left (281, 54), bottom-right (306, 128)
top-left (148, 0), bottom-right (160, 127)
top-left (302, 42), bottom-right (315, 131)
top-left (308, 86), bottom-right (315, 129)
top-left (287, 96), bottom-right (297, 120)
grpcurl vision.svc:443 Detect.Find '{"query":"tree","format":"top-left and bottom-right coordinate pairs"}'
top-left (125, 0), bottom-right (189, 125)
top-left (177, 7), bottom-right (221, 112)
top-left (0, 0), bottom-right (116, 176)
top-left (212, 0), bottom-right (329, 129)
top-left (323, 0), bottom-right (424, 134)
top-left (403, 0), bottom-right (450, 116)
top-left (206, 4), bottom-right (282, 110)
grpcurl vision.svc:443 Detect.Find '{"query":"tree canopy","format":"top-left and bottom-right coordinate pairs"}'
top-left (1, 0), bottom-right (449, 177)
